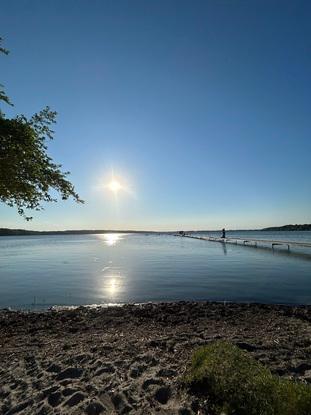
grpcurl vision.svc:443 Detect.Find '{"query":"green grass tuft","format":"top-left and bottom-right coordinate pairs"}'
top-left (183, 341), bottom-right (311, 415)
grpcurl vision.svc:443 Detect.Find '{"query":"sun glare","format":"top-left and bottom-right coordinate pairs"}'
top-left (102, 233), bottom-right (121, 246)
top-left (100, 172), bottom-right (134, 198)
top-left (108, 180), bottom-right (122, 193)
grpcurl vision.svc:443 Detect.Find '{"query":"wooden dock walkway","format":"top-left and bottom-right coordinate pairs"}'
top-left (178, 234), bottom-right (311, 252)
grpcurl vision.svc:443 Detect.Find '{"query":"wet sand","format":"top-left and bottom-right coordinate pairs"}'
top-left (1, 302), bottom-right (311, 414)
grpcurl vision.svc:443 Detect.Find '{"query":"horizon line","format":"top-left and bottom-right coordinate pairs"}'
top-left (1, 224), bottom-right (310, 235)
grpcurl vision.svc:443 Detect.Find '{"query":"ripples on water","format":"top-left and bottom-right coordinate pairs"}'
top-left (0, 232), bottom-right (311, 309)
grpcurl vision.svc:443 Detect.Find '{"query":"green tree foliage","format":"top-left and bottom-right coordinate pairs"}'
top-left (0, 38), bottom-right (83, 220)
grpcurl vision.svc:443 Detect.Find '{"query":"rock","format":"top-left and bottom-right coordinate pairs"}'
top-left (47, 391), bottom-right (62, 407)
top-left (154, 386), bottom-right (171, 404)
top-left (56, 367), bottom-right (83, 381)
top-left (85, 401), bottom-right (106, 414)
top-left (65, 391), bottom-right (86, 407)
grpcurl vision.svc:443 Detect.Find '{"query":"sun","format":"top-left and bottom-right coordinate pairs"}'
top-left (102, 172), bottom-right (133, 197)
top-left (107, 179), bottom-right (122, 193)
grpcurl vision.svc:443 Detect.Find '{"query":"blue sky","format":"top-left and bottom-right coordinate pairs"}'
top-left (1, 0), bottom-right (310, 231)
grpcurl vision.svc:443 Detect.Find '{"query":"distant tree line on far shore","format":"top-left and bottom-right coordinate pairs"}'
top-left (262, 224), bottom-right (311, 231)
top-left (0, 228), bottom-right (154, 236)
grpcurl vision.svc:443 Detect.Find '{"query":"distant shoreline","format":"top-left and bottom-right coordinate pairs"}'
top-left (261, 224), bottom-right (311, 231)
top-left (0, 224), bottom-right (310, 236)
top-left (0, 228), bottom-right (154, 236)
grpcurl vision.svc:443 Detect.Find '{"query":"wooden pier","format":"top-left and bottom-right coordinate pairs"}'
top-left (178, 234), bottom-right (311, 252)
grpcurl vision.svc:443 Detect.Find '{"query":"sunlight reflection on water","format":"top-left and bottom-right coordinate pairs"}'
top-left (104, 276), bottom-right (122, 297)
top-left (98, 233), bottom-right (125, 246)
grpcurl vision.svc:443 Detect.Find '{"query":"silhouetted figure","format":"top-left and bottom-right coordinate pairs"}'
top-left (221, 228), bottom-right (226, 238)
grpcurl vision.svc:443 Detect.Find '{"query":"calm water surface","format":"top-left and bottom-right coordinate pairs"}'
top-left (0, 232), bottom-right (311, 309)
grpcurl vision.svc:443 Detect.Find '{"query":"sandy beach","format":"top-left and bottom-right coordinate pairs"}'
top-left (1, 302), bottom-right (311, 414)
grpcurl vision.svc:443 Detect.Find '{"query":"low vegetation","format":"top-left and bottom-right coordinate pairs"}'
top-left (184, 341), bottom-right (311, 415)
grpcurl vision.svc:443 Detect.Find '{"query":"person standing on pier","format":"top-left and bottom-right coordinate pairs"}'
top-left (221, 228), bottom-right (226, 238)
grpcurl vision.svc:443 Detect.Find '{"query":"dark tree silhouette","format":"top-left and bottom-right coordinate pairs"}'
top-left (0, 38), bottom-right (83, 220)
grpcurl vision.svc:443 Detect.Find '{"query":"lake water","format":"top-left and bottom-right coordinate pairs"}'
top-left (0, 232), bottom-right (311, 309)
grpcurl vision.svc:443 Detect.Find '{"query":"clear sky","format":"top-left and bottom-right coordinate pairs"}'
top-left (1, 0), bottom-right (310, 231)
